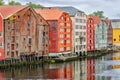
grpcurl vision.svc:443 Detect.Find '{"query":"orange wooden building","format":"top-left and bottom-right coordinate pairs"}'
top-left (35, 8), bottom-right (72, 56)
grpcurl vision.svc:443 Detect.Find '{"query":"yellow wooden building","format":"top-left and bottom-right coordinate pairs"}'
top-left (113, 28), bottom-right (120, 45)
top-left (111, 19), bottom-right (120, 46)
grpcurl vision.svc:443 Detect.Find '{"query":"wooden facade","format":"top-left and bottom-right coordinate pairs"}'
top-left (35, 9), bottom-right (72, 56)
top-left (0, 6), bottom-right (49, 59)
top-left (86, 18), bottom-right (95, 52)
top-left (0, 14), bottom-right (5, 60)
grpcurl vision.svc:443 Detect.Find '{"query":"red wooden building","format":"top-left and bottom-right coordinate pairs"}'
top-left (106, 19), bottom-right (113, 49)
top-left (35, 8), bottom-right (72, 56)
top-left (86, 16), bottom-right (101, 52)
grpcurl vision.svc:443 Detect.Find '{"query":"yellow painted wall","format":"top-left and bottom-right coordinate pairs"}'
top-left (113, 28), bottom-right (120, 45)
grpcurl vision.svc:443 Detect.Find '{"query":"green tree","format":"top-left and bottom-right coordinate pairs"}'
top-left (0, 0), bottom-right (4, 5)
top-left (27, 2), bottom-right (43, 8)
top-left (89, 11), bottom-right (105, 18)
top-left (8, 1), bottom-right (21, 5)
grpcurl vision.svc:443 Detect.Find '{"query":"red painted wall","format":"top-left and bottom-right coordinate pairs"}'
top-left (107, 22), bottom-right (113, 48)
top-left (86, 18), bottom-right (95, 51)
top-left (0, 15), bottom-right (5, 60)
top-left (48, 20), bottom-right (58, 53)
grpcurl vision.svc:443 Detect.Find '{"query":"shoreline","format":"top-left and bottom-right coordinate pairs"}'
top-left (0, 50), bottom-right (113, 69)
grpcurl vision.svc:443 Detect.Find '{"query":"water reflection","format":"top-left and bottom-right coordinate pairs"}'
top-left (0, 52), bottom-right (120, 80)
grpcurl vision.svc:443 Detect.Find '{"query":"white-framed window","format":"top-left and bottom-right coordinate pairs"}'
top-left (60, 47), bottom-right (64, 51)
top-left (60, 40), bottom-right (64, 44)
top-left (67, 34), bottom-right (70, 38)
top-left (66, 23), bottom-right (70, 26)
top-left (60, 34), bottom-right (64, 38)
top-left (60, 22), bottom-right (64, 26)
top-left (66, 40), bottom-right (70, 43)
top-left (66, 47), bottom-right (70, 50)
top-left (67, 29), bottom-right (70, 32)
top-left (60, 28), bottom-right (64, 32)
top-left (61, 16), bottom-right (64, 20)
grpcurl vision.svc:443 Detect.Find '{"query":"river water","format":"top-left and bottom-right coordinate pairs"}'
top-left (0, 52), bottom-right (120, 80)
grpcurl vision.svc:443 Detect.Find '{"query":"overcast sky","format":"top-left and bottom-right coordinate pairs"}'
top-left (6, 0), bottom-right (120, 19)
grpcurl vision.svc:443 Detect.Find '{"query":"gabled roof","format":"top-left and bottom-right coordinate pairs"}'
top-left (0, 5), bottom-right (28, 19)
top-left (45, 6), bottom-right (84, 17)
top-left (87, 16), bottom-right (101, 24)
top-left (35, 8), bottom-right (65, 20)
top-left (87, 16), bottom-right (101, 29)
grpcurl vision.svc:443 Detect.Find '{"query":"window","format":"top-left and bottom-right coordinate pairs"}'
top-left (60, 34), bottom-right (64, 38)
top-left (61, 16), bottom-right (64, 20)
top-left (60, 22), bottom-right (64, 26)
top-left (26, 21), bottom-right (30, 30)
top-left (18, 15), bottom-right (20, 18)
top-left (16, 51), bottom-right (18, 56)
top-left (0, 42), bottom-right (2, 47)
top-left (67, 40), bottom-right (70, 43)
top-left (114, 39), bottom-right (116, 41)
top-left (42, 38), bottom-right (45, 43)
top-left (60, 40), bottom-right (64, 44)
top-left (76, 32), bottom-right (79, 35)
top-left (0, 32), bottom-right (2, 37)
top-left (80, 26), bottom-right (82, 29)
top-left (89, 40), bottom-right (91, 43)
top-left (67, 29), bottom-right (70, 32)
top-left (90, 30), bottom-right (92, 33)
top-left (83, 26), bottom-right (86, 29)
top-left (28, 37), bottom-right (32, 45)
top-left (7, 51), bottom-right (9, 56)
top-left (60, 47), bottom-right (64, 51)
top-left (8, 26), bottom-right (10, 31)
top-left (76, 19), bottom-right (78, 22)
top-left (90, 46), bottom-right (91, 50)
top-left (60, 28), bottom-right (64, 32)
top-left (66, 23), bottom-right (70, 26)
top-left (84, 32), bottom-right (86, 36)
top-left (66, 47), bottom-right (70, 50)
top-left (16, 43), bottom-right (18, 49)
top-left (67, 34), bottom-right (70, 38)
top-left (76, 25), bottom-right (79, 29)
top-left (7, 43), bottom-right (10, 49)
top-left (43, 32), bottom-right (45, 36)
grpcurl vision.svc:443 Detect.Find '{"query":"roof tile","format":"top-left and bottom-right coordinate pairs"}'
top-left (35, 8), bottom-right (65, 20)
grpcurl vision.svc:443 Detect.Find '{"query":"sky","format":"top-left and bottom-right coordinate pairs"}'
top-left (6, 0), bottom-right (120, 19)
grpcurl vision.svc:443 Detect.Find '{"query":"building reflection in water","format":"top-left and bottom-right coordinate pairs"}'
top-left (72, 59), bottom-right (87, 80)
top-left (87, 59), bottom-right (95, 80)
top-left (112, 52), bottom-right (120, 69)
top-left (45, 63), bottom-right (72, 79)
top-left (0, 53), bottom-right (117, 80)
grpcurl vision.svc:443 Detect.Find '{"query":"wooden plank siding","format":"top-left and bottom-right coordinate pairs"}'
top-left (2, 6), bottom-right (49, 59)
